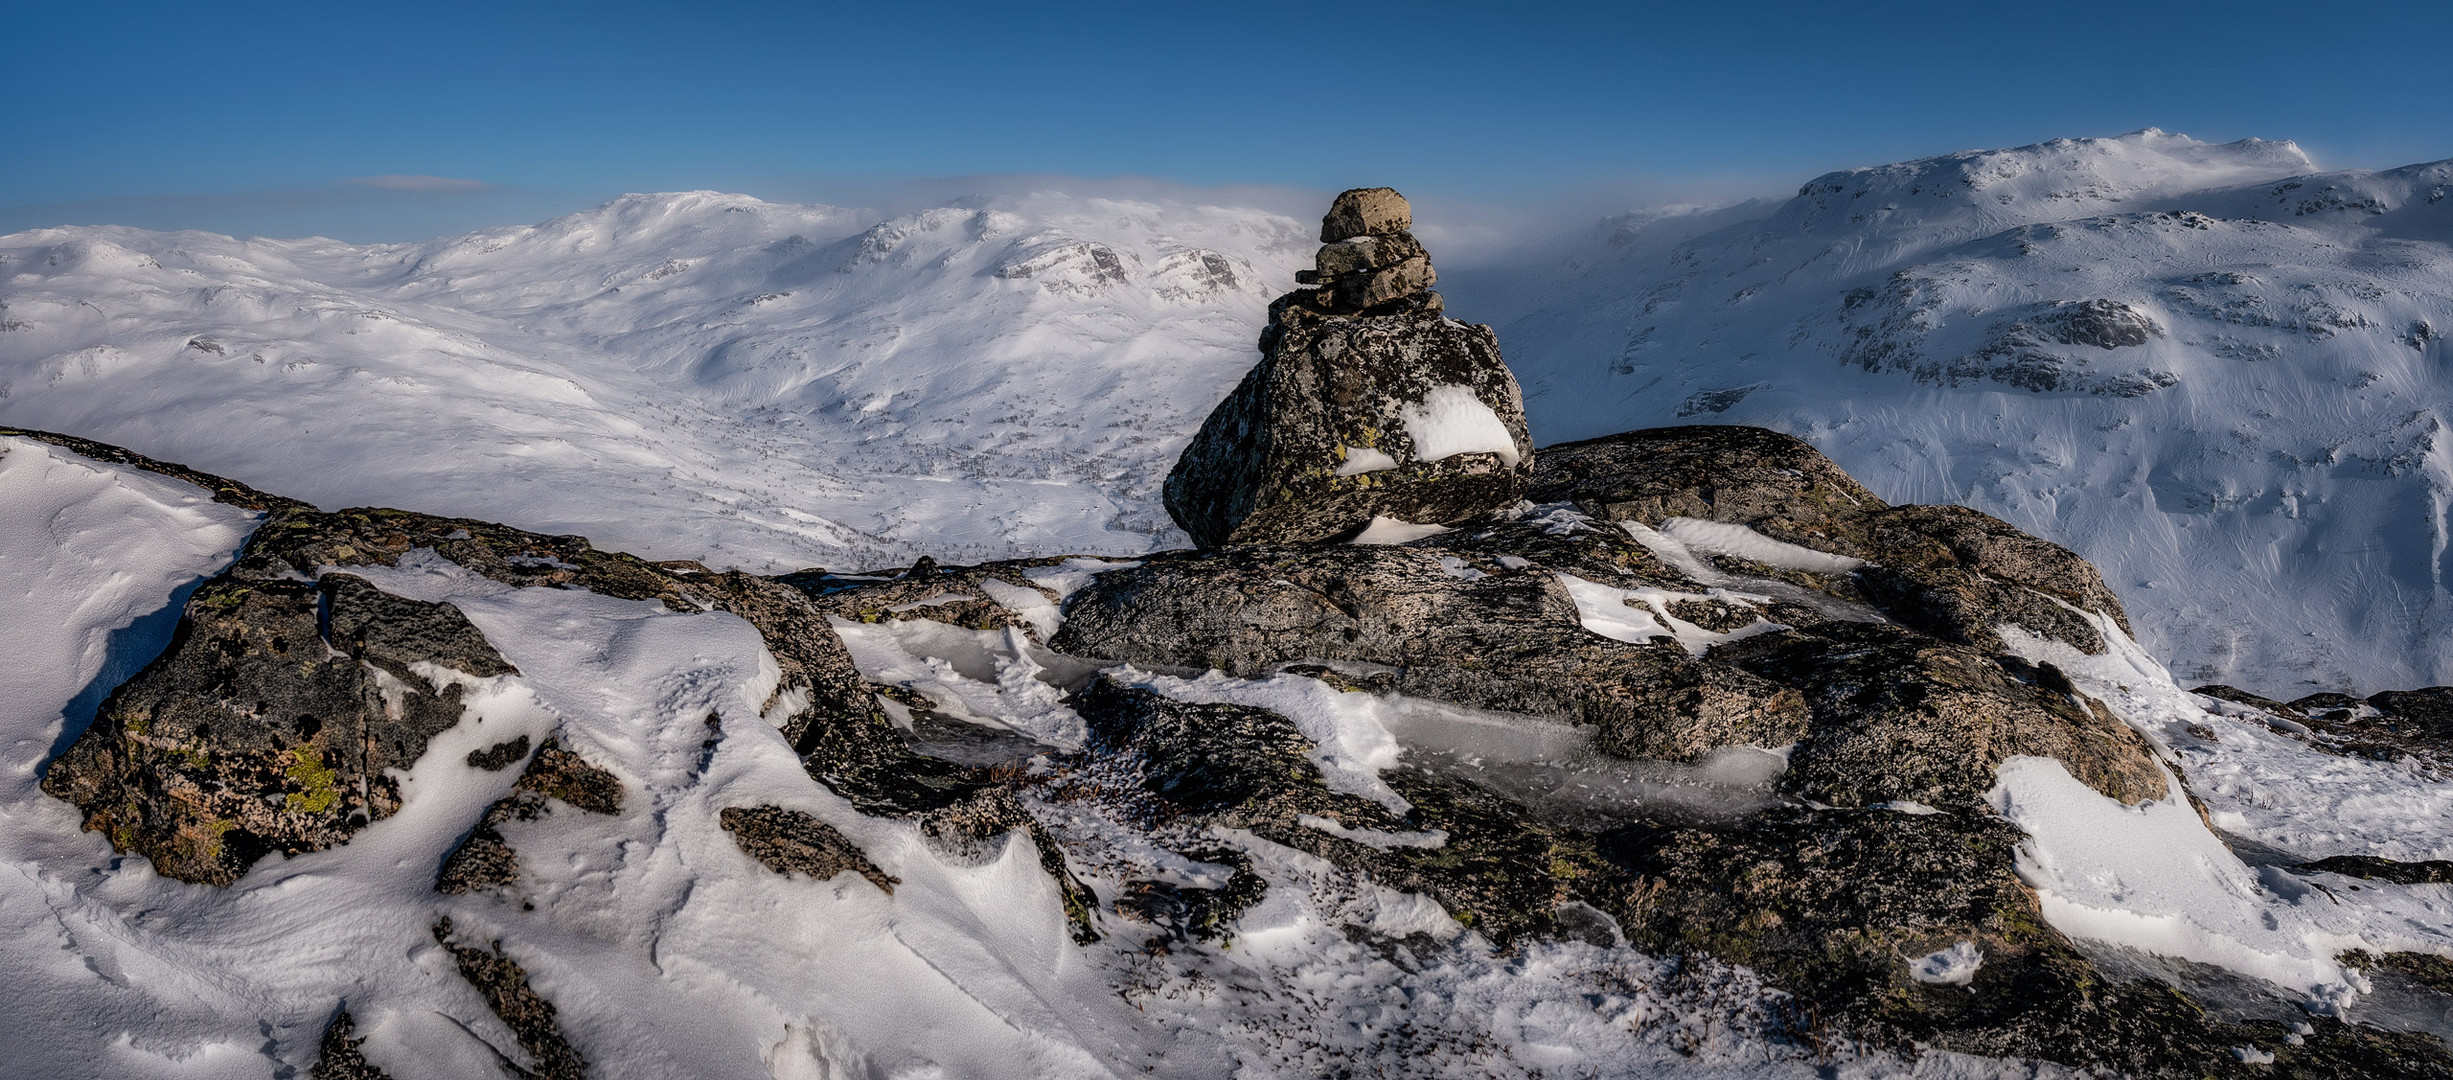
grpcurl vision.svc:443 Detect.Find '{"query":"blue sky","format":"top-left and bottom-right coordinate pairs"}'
top-left (8, 0), bottom-right (2449, 240)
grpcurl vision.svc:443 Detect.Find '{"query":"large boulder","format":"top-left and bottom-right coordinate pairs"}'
top-left (43, 572), bottom-right (514, 884)
top-left (1163, 188), bottom-right (1534, 548)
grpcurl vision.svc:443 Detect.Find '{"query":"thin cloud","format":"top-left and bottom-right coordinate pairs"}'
top-left (344, 174), bottom-right (493, 192)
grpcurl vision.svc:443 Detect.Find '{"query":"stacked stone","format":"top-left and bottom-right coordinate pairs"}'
top-left (1163, 187), bottom-right (1534, 549)
top-left (1285, 187), bottom-right (1443, 317)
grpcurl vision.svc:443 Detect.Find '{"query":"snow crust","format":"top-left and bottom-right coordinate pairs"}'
top-left (1556, 572), bottom-right (1786, 656)
top-left (1656, 517), bottom-right (1866, 574)
top-left (1349, 516), bottom-right (1452, 545)
top-left (1332, 445), bottom-right (1398, 476)
top-left (1398, 385), bottom-right (1520, 466)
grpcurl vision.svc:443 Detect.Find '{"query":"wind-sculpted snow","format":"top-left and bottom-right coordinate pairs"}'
top-left (1480, 129), bottom-right (2453, 696)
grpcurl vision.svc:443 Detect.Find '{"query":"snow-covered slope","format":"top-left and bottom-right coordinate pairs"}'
top-left (1479, 130), bottom-right (2453, 696)
top-left (0, 191), bottom-right (1309, 571)
top-left (6, 130), bottom-right (2453, 696)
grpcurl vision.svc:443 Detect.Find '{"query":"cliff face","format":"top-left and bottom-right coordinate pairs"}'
top-left (12, 422), bottom-right (2452, 1079)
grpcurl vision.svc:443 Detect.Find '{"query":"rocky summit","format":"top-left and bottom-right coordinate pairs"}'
top-left (11, 411), bottom-right (2453, 1079)
top-left (1163, 188), bottom-right (1534, 548)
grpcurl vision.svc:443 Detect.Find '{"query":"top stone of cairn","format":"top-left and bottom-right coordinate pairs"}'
top-left (1319, 187), bottom-right (1413, 243)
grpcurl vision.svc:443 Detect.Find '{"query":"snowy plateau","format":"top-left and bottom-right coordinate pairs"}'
top-left (3, 129), bottom-right (2453, 1080)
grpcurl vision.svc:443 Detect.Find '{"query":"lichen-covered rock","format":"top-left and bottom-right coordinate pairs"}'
top-left (1713, 623), bottom-right (2168, 807)
top-left (309, 1010), bottom-right (395, 1080)
top-left (436, 739), bottom-right (623, 895)
top-left (1530, 425), bottom-right (1888, 546)
top-left (433, 919), bottom-right (588, 1080)
top-left (1319, 186), bottom-right (1412, 242)
top-left (1533, 424), bottom-right (2131, 652)
top-left (43, 573), bottom-right (513, 885)
top-left (1051, 545), bottom-right (1808, 762)
top-left (1163, 189), bottom-right (1532, 548)
top-left (719, 805), bottom-right (898, 893)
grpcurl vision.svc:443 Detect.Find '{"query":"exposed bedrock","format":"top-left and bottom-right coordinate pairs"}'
top-left (1164, 187), bottom-right (1534, 548)
top-left (1530, 425), bottom-right (2133, 651)
top-left (42, 571), bottom-right (514, 885)
top-left (1050, 544), bottom-right (1809, 762)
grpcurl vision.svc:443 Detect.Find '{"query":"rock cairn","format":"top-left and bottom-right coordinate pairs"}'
top-left (1290, 186), bottom-right (1441, 317)
top-left (1163, 187), bottom-right (1534, 548)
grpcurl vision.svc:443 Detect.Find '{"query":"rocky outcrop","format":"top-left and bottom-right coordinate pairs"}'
top-left (1163, 188), bottom-right (1533, 548)
top-left (25, 425), bottom-right (2453, 1079)
top-left (1716, 623), bottom-right (2167, 807)
top-left (1531, 425), bottom-right (2133, 652)
top-left (42, 572), bottom-right (514, 885)
top-left (1051, 543), bottom-right (1810, 762)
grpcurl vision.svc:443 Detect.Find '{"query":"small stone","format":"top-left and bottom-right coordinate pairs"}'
top-left (1320, 187), bottom-right (1412, 242)
top-left (1314, 232), bottom-right (1427, 280)
top-left (1315, 237), bottom-right (1379, 276)
top-left (1336, 255), bottom-right (1435, 311)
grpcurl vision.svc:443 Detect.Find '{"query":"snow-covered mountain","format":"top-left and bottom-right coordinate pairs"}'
top-left (5, 129), bottom-right (2452, 696)
top-left (1476, 130), bottom-right (2453, 696)
top-left (0, 191), bottom-right (1310, 571)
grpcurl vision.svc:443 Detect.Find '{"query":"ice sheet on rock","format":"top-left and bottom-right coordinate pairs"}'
top-left (1556, 572), bottom-right (1786, 656)
top-left (1021, 557), bottom-right (1142, 607)
top-left (1909, 942), bottom-right (1984, 987)
top-left (1349, 517), bottom-right (1451, 545)
top-left (1362, 688), bottom-right (1791, 826)
top-left (1658, 517), bottom-right (1866, 574)
top-left (1106, 668), bottom-right (1410, 813)
top-left (1298, 814), bottom-right (1449, 849)
top-left (1398, 385), bottom-right (1520, 466)
top-left (830, 617), bottom-right (1088, 751)
top-left (965, 578), bottom-right (1052, 640)
top-left (1621, 520), bottom-right (1890, 625)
